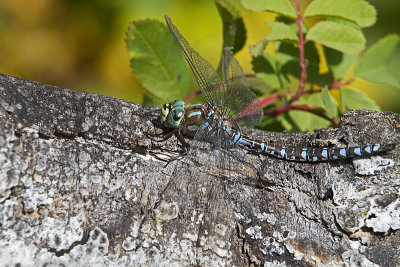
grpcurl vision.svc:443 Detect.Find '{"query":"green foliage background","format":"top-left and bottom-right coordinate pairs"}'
top-left (0, 0), bottom-right (399, 113)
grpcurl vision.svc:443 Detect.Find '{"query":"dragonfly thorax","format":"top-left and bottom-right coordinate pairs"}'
top-left (161, 100), bottom-right (241, 139)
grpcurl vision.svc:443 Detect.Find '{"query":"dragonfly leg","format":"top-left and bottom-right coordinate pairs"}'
top-left (160, 129), bottom-right (190, 150)
top-left (176, 130), bottom-right (190, 150)
top-left (163, 129), bottom-right (176, 140)
top-left (145, 128), bottom-right (178, 142)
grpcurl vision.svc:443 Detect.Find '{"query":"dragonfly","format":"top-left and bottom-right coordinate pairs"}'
top-left (161, 16), bottom-right (394, 163)
top-left (154, 15), bottom-right (395, 264)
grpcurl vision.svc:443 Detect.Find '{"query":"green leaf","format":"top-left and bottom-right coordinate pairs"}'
top-left (241, 0), bottom-right (296, 19)
top-left (216, 0), bottom-right (246, 55)
top-left (324, 46), bottom-right (358, 79)
top-left (258, 115), bottom-right (286, 132)
top-left (306, 21), bottom-right (366, 54)
top-left (126, 19), bottom-right (190, 106)
top-left (247, 76), bottom-right (275, 95)
top-left (354, 34), bottom-right (400, 88)
top-left (252, 54), bottom-right (290, 89)
top-left (284, 94), bottom-right (333, 132)
top-left (265, 22), bottom-right (299, 42)
top-left (321, 86), bottom-right (339, 117)
top-left (249, 39), bottom-right (269, 58)
top-left (277, 42), bottom-right (333, 85)
top-left (340, 88), bottom-right (380, 111)
top-left (304, 0), bottom-right (376, 28)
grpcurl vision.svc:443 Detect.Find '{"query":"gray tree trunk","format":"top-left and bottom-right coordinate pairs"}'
top-left (0, 73), bottom-right (399, 266)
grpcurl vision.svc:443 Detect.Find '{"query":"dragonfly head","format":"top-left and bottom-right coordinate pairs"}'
top-left (160, 100), bottom-right (185, 128)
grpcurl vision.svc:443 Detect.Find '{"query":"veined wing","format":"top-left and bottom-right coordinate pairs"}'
top-left (154, 117), bottom-right (244, 262)
top-left (221, 47), bottom-right (262, 128)
top-left (165, 16), bottom-right (226, 109)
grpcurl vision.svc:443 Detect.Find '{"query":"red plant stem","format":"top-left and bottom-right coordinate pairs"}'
top-left (290, 105), bottom-right (339, 125)
top-left (265, 0), bottom-right (307, 114)
top-left (183, 90), bottom-right (201, 102)
top-left (261, 1), bottom-right (339, 126)
top-left (264, 104), bottom-right (339, 126)
top-left (329, 77), bottom-right (354, 90)
top-left (303, 77), bottom-right (355, 94)
top-left (290, 0), bottom-right (307, 104)
top-left (259, 95), bottom-right (279, 107)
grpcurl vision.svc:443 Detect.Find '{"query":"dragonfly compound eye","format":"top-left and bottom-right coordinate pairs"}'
top-left (162, 104), bottom-right (169, 113)
top-left (172, 110), bottom-right (184, 122)
top-left (160, 103), bottom-right (171, 124)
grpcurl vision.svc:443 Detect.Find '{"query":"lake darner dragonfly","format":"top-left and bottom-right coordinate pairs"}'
top-left (161, 16), bottom-right (393, 163)
top-left (154, 15), bottom-right (394, 264)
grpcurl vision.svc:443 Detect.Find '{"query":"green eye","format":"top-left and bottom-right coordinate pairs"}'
top-left (160, 100), bottom-right (185, 128)
top-left (172, 110), bottom-right (183, 122)
top-left (160, 103), bottom-right (170, 124)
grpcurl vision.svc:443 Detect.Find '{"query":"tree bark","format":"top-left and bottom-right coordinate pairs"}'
top-left (0, 73), bottom-right (399, 266)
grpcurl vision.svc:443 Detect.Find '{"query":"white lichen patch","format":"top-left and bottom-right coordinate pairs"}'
top-left (246, 225), bottom-right (263, 239)
top-left (66, 226), bottom-right (109, 260)
top-left (333, 175), bottom-right (400, 234)
top-left (108, 173), bottom-right (125, 191)
top-left (122, 236), bottom-right (138, 251)
top-left (22, 188), bottom-right (54, 212)
top-left (43, 211), bottom-right (86, 251)
top-left (261, 236), bottom-right (285, 256)
top-left (0, 126), bottom-right (25, 201)
top-left (263, 260), bottom-right (287, 267)
top-left (182, 232), bottom-right (198, 242)
top-left (365, 198), bottom-right (400, 232)
top-left (129, 217), bottom-right (141, 238)
top-left (198, 234), bottom-right (232, 263)
top-left (81, 117), bottom-right (94, 132)
top-left (353, 156), bottom-right (394, 175)
top-left (138, 153), bottom-right (154, 161)
top-left (78, 151), bottom-right (91, 169)
top-left (342, 250), bottom-right (380, 267)
top-left (0, 197), bottom-right (19, 228)
top-left (35, 155), bottom-right (47, 172)
top-left (284, 243), bottom-right (304, 260)
top-left (273, 229), bottom-right (296, 241)
top-left (256, 212), bottom-right (277, 225)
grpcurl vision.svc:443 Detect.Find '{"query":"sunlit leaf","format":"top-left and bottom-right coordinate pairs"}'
top-left (266, 22), bottom-right (299, 42)
top-left (284, 94), bottom-right (333, 132)
top-left (321, 86), bottom-right (339, 117)
top-left (306, 21), bottom-right (365, 54)
top-left (354, 34), bottom-right (400, 88)
top-left (241, 0), bottom-right (296, 19)
top-left (126, 19), bottom-right (190, 106)
top-left (249, 39), bottom-right (269, 58)
top-left (340, 88), bottom-right (380, 111)
top-left (304, 0), bottom-right (376, 27)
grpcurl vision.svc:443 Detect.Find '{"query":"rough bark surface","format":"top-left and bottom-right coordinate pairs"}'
top-left (0, 73), bottom-right (399, 266)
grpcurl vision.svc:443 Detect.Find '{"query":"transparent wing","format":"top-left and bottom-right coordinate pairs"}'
top-left (153, 119), bottom-right (221, 234)
top-left (222, 47), bottom-right (262, 127)
top-left (154, 118), bottom-right (255, 260)
top-left (165, 16), bottom-right (226, 109)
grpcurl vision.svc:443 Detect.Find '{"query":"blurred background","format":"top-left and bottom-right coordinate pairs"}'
top-left (0, 0), bottom-right (399, 112)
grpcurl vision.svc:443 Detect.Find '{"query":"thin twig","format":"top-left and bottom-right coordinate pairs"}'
top-left (289, 0), bottom-right (307, 105)
top-left (264, 104), bottom-right (339, 126)
top-left (263, 0), bottom-right (307, 113)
